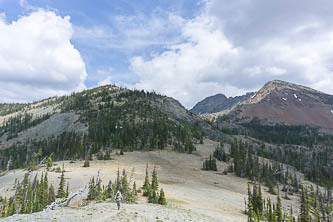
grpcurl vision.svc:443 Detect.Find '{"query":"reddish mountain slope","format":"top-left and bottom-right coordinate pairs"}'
top-left (232, 80), bottom-right (333, 131)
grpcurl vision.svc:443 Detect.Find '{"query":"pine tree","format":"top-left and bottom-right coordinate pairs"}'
top-left (116, 168), bottom-right (121, 192)
top-left (83, 159), bottom-right (90, 167)
top-left (149, 188), bottom-right (158, 203)
top-left (121, 172), bottom-right (128, 199)
top-left (45, 156), bottom-right (53, 171)
top-left (87, 177), bottom-right (96, 200)
top-left (132, 181), bottom-right (137, 196)
top-left (288, 205), bottom-right (294, 222)
top-left (248, 197), bottom-right (255, 222)
top-left (299, 186), bottom-right (310, 222)
top-left (275, 191), bottom-right (283, 222)
top-left (1, 197), bottom-right (7, 217)
top-left (33, 180), bottom-right (40, 213)
top-left (267, 198), bottom-right (275, 222)
top-left (8, 197), bottom-right (16, 216)
top-left (158, 188), bottom-right (166, 205)
top-left (142, 163), bottom-right (150, 196)
top-left (96, 179), bottom-right (102, 200)
top-left (15, 183), bottom-right (24, 213)
top-left (42, 173), bottom-right (49, 208)
top-left (66, 182), bottom-right (69, 198)
top-left (106, 180), bottom-right (112, 198)
top-left (26, 184), bottom-right (33, 214)
top-left (48, 184), bottom-right (55, 204)
top-left (57, 170), bottom-right (66, 198)
top-left (151, 166), bottom-right (159, 191)
top-left (257, 184), bottom-right (264, 217)
top-left (247, 184), bottom-right (255, 221)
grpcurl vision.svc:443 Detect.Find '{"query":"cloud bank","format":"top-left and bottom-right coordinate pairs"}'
top-left (0, 9), bottom-right (87, 102)
top-left (129, 0), bottom-right (333, 108)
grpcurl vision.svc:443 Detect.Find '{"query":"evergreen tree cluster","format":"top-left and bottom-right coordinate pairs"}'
top-left (142, 164), bottom-right (166, 205)
top-left (202, 154), bottom-right (217, 171)
top-left (246, 183), bottom-right (333, 221)
top-left (0, 113), bottom-right (51, 140)
top-left (229, 139), bottom-right (332, 194)
top-left (298, 185), bottom-right (332, 222)
top-left (247, 183), bottom-right (294, 222)
top-left (0, 172), bottom-right (56, 218)
top-left (213, 142), bottom-right (229, 162)
top-left (217, 118), bottom-right (333, 187)
top-left (87, 168), bottom-right (137, 203)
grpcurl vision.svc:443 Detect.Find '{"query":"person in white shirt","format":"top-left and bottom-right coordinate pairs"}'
top-left (115, 190), bottom-right (123, 210)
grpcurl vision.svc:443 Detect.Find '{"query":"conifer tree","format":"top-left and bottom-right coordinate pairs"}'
top-left (132, 181), bottom-right (137, 196)
top-left (121, 172), bottom-right (128, 199)
top-left (15, 183), bottom-right (24, 213)
top-left (151, 166), bottom-right (159, 191)
top-left (96, 179), bottom-right (102, 200)
top-left (45, 156), bottom-right (53, 171)
top-left (158, 188), bottom-right (166, 205)
top-left (48, 184), bottom-right (55, 204)
top-left (83, 159), bottom-right (90, 167)
top-left (149, 188), bottom-right (158, 203)
top-left (1, 197), bottom-right (7, 217)
top-left (299, 186), bottom-right (310, 222)
top-left (257, 184), bottom-right (264, 217)
top-left (88, 177), bottom-right (96, 200)
top-left (33, 180), bottom-right (40, 213)
top-left (267, 198), bottom-right (275, 222)
top-left (106, 180), bottom-right (112, 198)
top-left (8, 197), bottom-right (15, 216)
top-left (288, 205), bottom-right (294, 222)
top-left (26, 184), bottom-right (33, 214)
top-left (247, 197), bottom-right (255, 222)
top-left (42, 173), bottom-right (49, 208)
top-left (116, 168), bottom-right (121, 191)
top-left (143, 163), bottom-right (150, 196)
top-left (39, 173), bottom-right (44, 208)
top-left (57, 170), bottom-right (66, 198)
top-left (275, 191), bottom-right (283, 222)
top-left (66, 182), bottom-right (69, 198)
top-left (247, 184), bottom-right (255, 221)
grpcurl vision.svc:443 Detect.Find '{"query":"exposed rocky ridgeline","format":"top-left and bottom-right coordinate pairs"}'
top-left (0, 85), bottom-right (224, 171)
top-left (226, 80), bottom-right (333, 131)
top-left (190, 92), bottom-right (254, 115)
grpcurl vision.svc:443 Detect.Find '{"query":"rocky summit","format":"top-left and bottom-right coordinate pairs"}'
top-left (229, 80), bottom-right (333, 131)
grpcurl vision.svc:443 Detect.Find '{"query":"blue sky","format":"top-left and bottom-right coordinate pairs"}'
top-left (0, 0), bottom-right (201, 87)
top-left (0, 0), bottom-right (333, 108)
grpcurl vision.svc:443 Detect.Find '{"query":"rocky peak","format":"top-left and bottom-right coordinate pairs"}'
top-left (244, 80), bottom-right (324, 105)
top-left (190, 93), bottom-right (253, 115)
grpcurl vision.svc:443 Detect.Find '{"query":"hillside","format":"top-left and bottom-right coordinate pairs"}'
top-left (0, 85), bottom-right (224, 171)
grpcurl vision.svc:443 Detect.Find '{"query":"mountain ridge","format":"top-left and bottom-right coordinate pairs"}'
top-left (190, 92), bottom-right (254, 115)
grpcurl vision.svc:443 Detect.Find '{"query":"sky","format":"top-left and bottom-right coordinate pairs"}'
top-left (0, 0), bottom-right (333, 108)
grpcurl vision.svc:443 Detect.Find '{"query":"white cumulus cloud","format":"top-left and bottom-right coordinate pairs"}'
top-left (98, 76), bottom-right (112, 86)
top-left (129, 0), bottom-right (333, 108)
top-left (0, 9), bottom-right (87, 102)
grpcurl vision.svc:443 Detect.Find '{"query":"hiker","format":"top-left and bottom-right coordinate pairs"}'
top-left (115, 190), bottom-right (123, 210)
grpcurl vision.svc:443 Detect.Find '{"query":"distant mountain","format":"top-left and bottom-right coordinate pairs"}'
top-left (224, 80), bottom-right (333, 131)
top-left (190, 93), bottom-right (254, 115)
